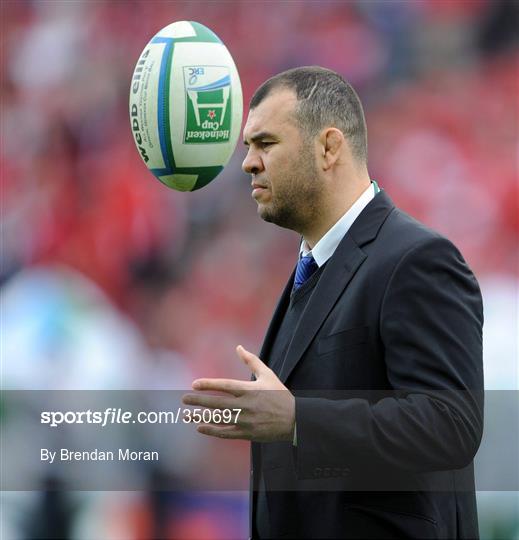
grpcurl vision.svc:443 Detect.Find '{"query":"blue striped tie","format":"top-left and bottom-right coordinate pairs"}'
top-left (294, 254), bottom-right (318, 291)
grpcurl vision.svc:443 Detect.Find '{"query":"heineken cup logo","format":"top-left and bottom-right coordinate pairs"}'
top-left (184, 66), bottom-right (232, 144)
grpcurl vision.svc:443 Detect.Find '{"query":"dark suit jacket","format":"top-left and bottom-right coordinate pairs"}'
top-left (251, 190), bottom-right (484, 539)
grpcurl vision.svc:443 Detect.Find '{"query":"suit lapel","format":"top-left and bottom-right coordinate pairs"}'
top-left (258, 267), bottom-right (296, 365)
top-left (278, 236), bottom-right (366, 382)
top-left (278, 190), bottom-right (395, 383)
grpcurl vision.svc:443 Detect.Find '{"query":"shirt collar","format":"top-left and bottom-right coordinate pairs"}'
top-left (300, 182), bottom-right (376, 267)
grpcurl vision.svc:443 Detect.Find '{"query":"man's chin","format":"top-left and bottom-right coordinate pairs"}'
top-left (258, 202), bottom-right (283, 225)
top-left (258, 205), bottom-right (295, 231)
top-left (258, 205), bottom-right (275, 224)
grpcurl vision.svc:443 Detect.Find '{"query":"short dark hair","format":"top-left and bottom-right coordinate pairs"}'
top-left (250, 66), bottom-right (368, 163)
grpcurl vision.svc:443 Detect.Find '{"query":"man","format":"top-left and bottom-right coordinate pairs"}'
top-left (183, 67), bottom-right (484, 539)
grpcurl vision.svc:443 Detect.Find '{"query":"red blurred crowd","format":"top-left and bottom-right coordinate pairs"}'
top-left (2, 1), bottom-right (517, 360)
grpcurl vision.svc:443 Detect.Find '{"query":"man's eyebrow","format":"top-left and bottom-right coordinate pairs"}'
top-left (243, 131), bottom-right (277, 146)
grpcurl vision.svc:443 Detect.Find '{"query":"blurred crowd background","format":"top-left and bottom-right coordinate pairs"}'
top-left (1, 1), bottom-right (518, 539)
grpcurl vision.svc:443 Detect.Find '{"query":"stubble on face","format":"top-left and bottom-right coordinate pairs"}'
top-left (259, 137), bottom-right (323, 235)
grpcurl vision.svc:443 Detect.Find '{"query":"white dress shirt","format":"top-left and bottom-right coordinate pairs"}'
top-left (299, 182), bottom-right (376, 265)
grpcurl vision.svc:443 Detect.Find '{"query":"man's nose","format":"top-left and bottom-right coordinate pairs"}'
top-left (242, 149), bottom-right (263, 175)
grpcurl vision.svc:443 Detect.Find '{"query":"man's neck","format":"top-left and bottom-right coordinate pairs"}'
top-left (303, 180), bottom-right (371, 249)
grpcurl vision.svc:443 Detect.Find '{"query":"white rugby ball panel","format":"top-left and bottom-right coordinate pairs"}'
top-left (157, 21), bottom-right (197, 39)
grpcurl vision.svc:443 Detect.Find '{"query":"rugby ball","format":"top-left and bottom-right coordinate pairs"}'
top-left (129, 21), bottom-right (243, 191)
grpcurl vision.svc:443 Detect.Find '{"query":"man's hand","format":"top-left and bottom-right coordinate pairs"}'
top-left (182, 346), bottom-right (295, 442)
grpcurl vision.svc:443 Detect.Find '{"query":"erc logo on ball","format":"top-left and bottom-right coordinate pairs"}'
top-left (184, 66), bottom-right (232, 144)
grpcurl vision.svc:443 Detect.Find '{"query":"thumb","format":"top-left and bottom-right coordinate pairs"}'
top-left (236, 345), bottom-right (267, 377)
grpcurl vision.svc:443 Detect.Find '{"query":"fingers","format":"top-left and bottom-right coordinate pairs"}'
top-left (236, 345), bottom-right (268, 377)
top-left (189, 347), bottom-right (267, 396)
top-left (196, 423), bottom-right (248, 440)
top-left (182, 393), bottom-right (235, 409)
top-left (192, 377), bottom-right (252, 396)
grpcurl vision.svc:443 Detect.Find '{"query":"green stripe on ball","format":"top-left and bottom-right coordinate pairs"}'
top-left (192, 166), bottom-right (224, 190)
top-left (189, 21), bottom-right (223, 43)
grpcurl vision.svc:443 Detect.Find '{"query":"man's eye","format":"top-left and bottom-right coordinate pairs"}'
top-left (261, 141), bottom-right (274, 148)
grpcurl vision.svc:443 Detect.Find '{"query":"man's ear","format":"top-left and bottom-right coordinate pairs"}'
top-left (318, 128), bottom-right (345, 171)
